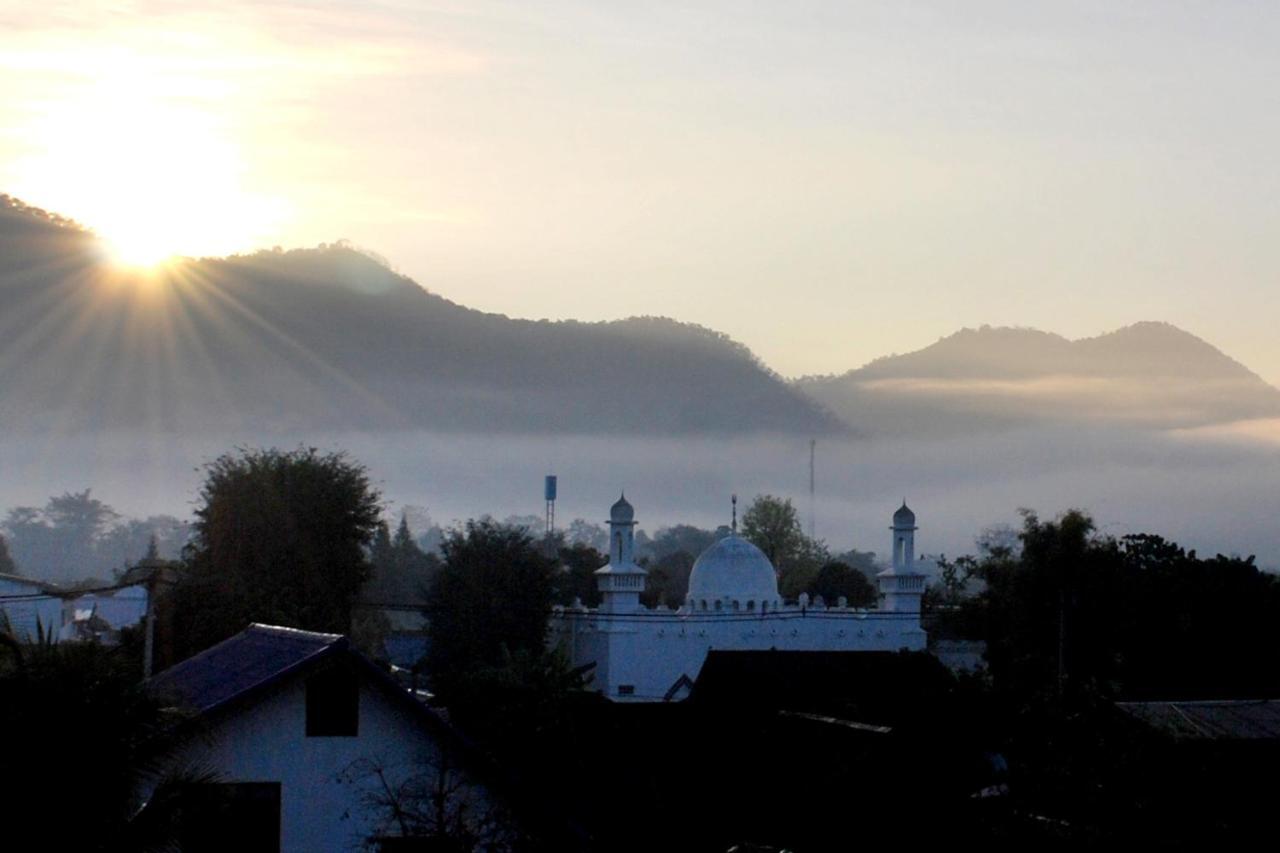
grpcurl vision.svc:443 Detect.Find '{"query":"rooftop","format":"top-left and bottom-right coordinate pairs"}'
top-left (148, 623), bottom-right (345, 714)
top-left (1116, 699), bottom-right (1280, 741)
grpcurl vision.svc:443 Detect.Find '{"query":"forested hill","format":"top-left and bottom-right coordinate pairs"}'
top-left (797, 324), bottom-right (1280, 437)
top-left (0, 195), bottom-right (842, 435)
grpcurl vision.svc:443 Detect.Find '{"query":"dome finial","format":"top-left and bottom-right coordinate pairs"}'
top-left (731, 494), bottom-right (738, 533)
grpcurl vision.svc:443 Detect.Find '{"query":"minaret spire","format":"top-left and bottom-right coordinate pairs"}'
top-left (731, 494), bottom-right (738, 534)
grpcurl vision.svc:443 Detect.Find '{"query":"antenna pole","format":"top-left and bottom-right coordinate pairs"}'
top-left (809, 438), bottom-right (816, 540)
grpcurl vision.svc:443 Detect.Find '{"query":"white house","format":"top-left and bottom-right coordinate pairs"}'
top-left (1, 572), bottom-right (151, 643)
top-left (549, 496), bottom-right (929, 701)
top-left (146, 624), bottom-right (508, 853)
top-left (0, 572), bottom-right (64, 641)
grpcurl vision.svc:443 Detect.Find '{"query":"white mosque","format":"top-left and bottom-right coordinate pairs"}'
top-left (548, 496), bottom-right (928, 701)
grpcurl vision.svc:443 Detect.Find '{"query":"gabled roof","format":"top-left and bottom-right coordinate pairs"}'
top-left (1116, 699), bottom-right (1280, 741)
top-left (148, 623), bottom-right (345, 715)
top-left (0, 572), bottom-right (63, 594)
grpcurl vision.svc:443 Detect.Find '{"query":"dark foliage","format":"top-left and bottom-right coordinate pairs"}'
top-left (642, 524), bottom-right (721, 562)
top-left (172, 447), bottom-right (382, 661)
top-left (923, 510), bottom-right (1280, 846)
top-left (806, 560), bottom-right (877, 607)
top-left (970, 509), bottom-right (1280, 702)
top-left (641, 549), bottom-right (696, 609)
top-left (552, 541), bottom-right (605, 608)
top-left (0, 532), bottom-right (15, 574)
top-left (365, 516), bottom-right (440, 605)
top-left (0, 636), bottom-right (187, 851)
top-left (425, 520), bottom-right (557, 698)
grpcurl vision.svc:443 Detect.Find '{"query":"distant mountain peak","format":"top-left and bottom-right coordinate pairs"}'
top-left (797, 320), bottom-right (1280, 437)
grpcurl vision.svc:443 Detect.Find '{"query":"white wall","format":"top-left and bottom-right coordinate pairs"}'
top-left (551, 606), bottom-right (927, 701)
top-left (65, 585), bottom-right (147, 629)
top-left (0, 576), bottom-right (62, 642)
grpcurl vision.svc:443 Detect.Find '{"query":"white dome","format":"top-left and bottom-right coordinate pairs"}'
top-left (687, 534), bottom-right (780, 608)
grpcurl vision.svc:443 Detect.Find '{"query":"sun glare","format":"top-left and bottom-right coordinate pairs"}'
top-left (10, 73), bottom-right (287, 268)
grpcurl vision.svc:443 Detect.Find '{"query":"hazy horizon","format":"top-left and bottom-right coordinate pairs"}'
top-left (3, 424), bottom-right (1277, 576)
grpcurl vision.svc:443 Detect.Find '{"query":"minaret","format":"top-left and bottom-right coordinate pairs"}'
top-left (878, 501), bottom-right (926, 613)
top-left (892, 500), bottom-right (915, 572)
top-left (595, 493), bottom-right (647, 612)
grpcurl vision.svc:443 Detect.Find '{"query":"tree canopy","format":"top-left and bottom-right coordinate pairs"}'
top-left (807, 560), bottom-right (877, 607)
top-left (424, 519), bottom-right (557, 697)
top-left (740, 494), bottom-right (805, 566)
top-left (740, 494), bottom-right (830, 599)
top-left (365, 515), bottom-right (440, 605)
top-left (0, 534), bottom-right (15, 575)
top-left (945, 508), bottom-right (1280, 702)
top-left (173, 447), bottom-right (382, 661)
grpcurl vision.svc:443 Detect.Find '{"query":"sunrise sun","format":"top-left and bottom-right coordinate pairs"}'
top-left (10, 73), bottom-right (285, 268)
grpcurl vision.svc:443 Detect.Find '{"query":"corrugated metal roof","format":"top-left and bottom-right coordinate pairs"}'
top-left (1116, 700), bottom-right (1280, 741)
top-left (148, 623), bottom-right (344, 714)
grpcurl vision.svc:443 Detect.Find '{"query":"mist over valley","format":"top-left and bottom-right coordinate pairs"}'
top-left (3, 193), bottom-right (1278, 579)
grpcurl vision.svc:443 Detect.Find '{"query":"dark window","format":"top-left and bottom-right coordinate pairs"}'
top-left (618, 684), bottom-right (635, 696)
top-left (306, 663), bottom-right (359, 737)
top-left (180, 782), bottom-right (281, 853)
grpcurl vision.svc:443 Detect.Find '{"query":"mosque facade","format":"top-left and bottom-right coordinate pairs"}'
top-left (548, 496), bottom-right (928, 701)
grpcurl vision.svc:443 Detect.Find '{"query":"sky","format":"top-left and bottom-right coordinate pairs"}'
top-left (3, 1), bottom-right (1280, 382)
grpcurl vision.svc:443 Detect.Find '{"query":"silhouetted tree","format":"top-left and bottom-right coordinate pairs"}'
top-left (0, 638), bottom-right (198, 850)
top-left (369, 520), bottom-right (394, 570)
top-left (173, 447), bottom-right (382, 660)
top-left (0, 534), bottom-right (15, 575)
top-left (425, 520), bottom-right (557, 698)
top-left (644, 524), bottom-right (722, 561)
top-left (366, 515), bottom-right (440, 606)
top-left (830, 547), bottom-right (880, 576)
top-left (807, 561), bottom-right (877, 607)
top-left (553, 541), bottom-right (605, 608)
top-left (642, 549), bottom-right (696, 608)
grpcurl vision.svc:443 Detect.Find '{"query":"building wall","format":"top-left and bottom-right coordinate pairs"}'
top-left (551, 606), bottom-right (927, 701)
top-left (166, 675), bottom-right (489, 852)
top-left (65, 585), bottom-right (148, 629)
top-left (0, 575), bottom-right (62, 641)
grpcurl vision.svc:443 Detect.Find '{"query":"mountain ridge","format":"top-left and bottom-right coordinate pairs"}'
top-left (797, 323), bottom-right (1280, 437)
top-left (5, 193), bottom-right (1276, 439)
top-left (0, 194), bottom-right (843, 435)
top-left (800, 322), bottom-right (1268, 384)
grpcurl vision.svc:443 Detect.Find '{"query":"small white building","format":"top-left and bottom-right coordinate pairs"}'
top-left (59, 583), bottom-right (149, 641)
top-left (550, 496), bottom-right (928, 701)
top-left (1, 572), bottom-right (150, 644)
top-left (0, 572), bottom-right (64, 641)
top-left (146, 624), bottom-right (508, 853)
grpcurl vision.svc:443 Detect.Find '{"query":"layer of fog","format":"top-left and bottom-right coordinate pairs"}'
top-left (2, 424), bottom-right (1277, 571)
